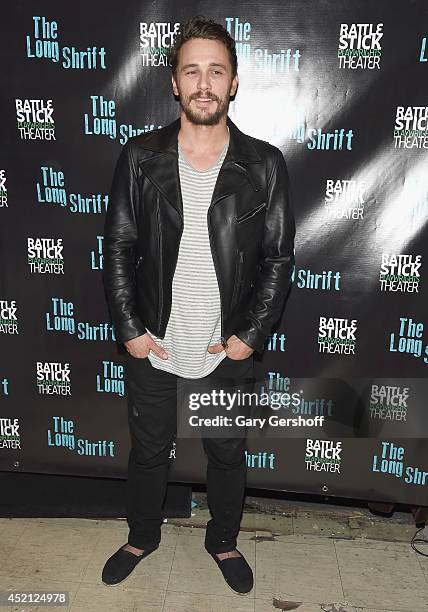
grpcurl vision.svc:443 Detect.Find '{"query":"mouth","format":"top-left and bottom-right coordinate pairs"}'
top-left (193, 97), bottom-right (215, 104)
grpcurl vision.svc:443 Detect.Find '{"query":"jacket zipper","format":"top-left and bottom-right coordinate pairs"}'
top-left (231, 250), bottom-right (244, 309)
top-left (207, 208), bottom-right (225, 345)
top-left (156, 155), bottom-right (184, 338)
top-left (236, 201), bottom-right (266, 223)
top-left (155, 194), bottom-right (163, 329)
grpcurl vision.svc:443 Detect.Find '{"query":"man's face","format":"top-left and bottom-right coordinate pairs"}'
top-left (171, 38), bottom-right (238, 126)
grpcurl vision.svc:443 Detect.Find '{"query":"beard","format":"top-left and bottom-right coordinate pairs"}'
top-left (178, 88), bottom-right (230, 126)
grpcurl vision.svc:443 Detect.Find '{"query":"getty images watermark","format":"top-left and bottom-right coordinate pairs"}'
top-left (176, 377), bottom-right (325, 439)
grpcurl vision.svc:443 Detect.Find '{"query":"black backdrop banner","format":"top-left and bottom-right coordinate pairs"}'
top-left (1, 1), bottom-right (427, 506)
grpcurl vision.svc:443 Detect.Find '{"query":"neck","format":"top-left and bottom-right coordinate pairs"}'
top-left (178, 114), bottom-right (229, 154)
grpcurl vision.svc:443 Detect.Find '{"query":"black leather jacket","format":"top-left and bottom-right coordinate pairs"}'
top-left (103, 115), bottom-right (295, 354)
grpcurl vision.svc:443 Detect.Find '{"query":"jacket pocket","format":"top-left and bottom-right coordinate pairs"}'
top-left (236, 201), bottom-right (266, 224)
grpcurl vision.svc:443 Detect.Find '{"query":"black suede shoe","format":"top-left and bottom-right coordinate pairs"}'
top-left (102, 544), bottom-right (159, 586)
top-left (207, 549), bottom-right (254, 594)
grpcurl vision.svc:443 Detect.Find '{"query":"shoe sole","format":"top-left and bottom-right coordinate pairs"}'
top-left (224, 579), bottom-right (253, 596)
top-left (102, 572), bottom-right (135, 587)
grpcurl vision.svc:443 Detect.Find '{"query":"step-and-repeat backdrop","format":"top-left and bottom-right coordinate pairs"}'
top-left (1, 1), bottom-right (427, 506)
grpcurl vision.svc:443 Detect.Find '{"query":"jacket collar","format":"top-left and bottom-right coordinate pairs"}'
top-left (137, 115), bottom-right (261, 163)
top-left (137, 115), bottom-right (262, 219)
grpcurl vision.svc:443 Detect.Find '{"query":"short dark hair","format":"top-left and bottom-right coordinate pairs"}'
top-left (169, 15), bottom-right (237, 78)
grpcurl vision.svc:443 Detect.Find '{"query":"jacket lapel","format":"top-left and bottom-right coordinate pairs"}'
top-left (137, 115), bottom-right (262, 219)
top-left (137, 119), bottom-right (183, 219)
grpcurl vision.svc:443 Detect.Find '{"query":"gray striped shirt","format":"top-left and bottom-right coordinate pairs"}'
top-left (146, 132), bottom-right (229, 378)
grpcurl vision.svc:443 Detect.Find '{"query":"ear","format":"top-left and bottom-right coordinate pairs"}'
top-left (171, 74), bottom-right (179, 96)
top-left (230, 74), bottom-right (239, 96)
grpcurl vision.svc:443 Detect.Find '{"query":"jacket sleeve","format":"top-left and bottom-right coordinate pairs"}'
top-left (103, 141), bottom-right (146, 344)
top-left (234, 147), bottom-right (296, 354)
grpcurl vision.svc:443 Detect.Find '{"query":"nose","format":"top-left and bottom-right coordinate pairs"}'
top-left (197, 69), bottom-right (211, 91)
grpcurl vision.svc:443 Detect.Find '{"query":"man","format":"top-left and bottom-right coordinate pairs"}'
top-left (101, 15), bottom-right (295, 594)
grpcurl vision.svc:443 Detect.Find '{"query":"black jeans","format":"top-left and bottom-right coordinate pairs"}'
top-left (124, 351), bottom-right (254, 554)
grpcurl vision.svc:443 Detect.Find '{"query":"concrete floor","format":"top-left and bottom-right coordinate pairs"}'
top-left (0, 502), bottom-right (427, 612)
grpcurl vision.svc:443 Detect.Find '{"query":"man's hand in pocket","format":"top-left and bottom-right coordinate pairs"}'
top-left (125, 333), bottom-right (168, 359)
top-left (207, 334), bottom-right (254, 360)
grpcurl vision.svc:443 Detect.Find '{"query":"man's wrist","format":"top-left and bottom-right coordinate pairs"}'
top-left (234, 330), bottom-right (264, 354)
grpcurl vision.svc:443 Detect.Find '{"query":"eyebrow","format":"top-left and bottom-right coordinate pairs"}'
top-left (180, 62), bottom-right (227, 71)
